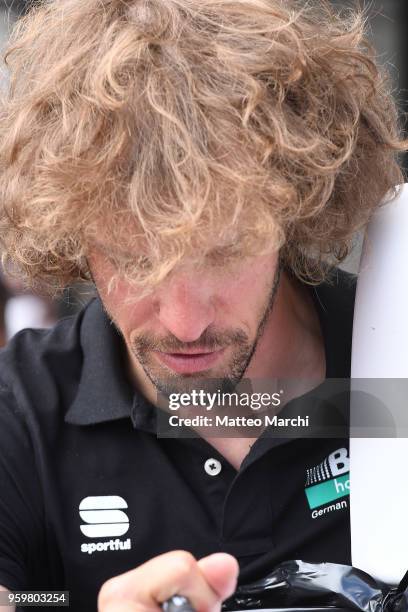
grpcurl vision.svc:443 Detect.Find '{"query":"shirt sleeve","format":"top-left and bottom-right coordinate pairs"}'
top-left (0, 384), bottom-right (45, 591)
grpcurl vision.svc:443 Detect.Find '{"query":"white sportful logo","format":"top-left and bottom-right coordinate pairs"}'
top-left (79, 496), bottom-right (130, 538)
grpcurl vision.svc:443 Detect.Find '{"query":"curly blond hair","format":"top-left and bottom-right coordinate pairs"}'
top-left (0, 0), bottom-right (406, 294)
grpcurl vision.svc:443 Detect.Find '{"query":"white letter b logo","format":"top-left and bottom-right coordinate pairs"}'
top-left (328, 448), bottom-right (349, 477)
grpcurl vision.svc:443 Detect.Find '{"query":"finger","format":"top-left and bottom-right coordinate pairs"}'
top-left (197, 553), bottom-right (239, 601)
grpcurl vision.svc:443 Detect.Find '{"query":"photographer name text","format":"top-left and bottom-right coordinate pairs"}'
top-left (167, 414), bottom-right (310, 428)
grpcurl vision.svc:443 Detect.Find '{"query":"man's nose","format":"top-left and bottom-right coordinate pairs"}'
top-left (156, 277), bottom-right (216, 343)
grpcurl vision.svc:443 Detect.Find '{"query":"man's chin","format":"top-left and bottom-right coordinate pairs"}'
top-left (148, 370), bottom-right (239, 398)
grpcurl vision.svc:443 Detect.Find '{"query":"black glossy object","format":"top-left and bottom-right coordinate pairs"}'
top-left (221, 560), bottom-right (408, 612)
top-left (162, 560), bottom-right (408, 612)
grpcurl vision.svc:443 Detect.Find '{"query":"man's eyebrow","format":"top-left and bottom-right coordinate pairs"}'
top-left (93, 242), bottom-right (147, 260)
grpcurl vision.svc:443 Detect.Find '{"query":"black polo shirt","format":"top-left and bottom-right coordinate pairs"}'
top-left (0, 268), bottom-right (356, 611)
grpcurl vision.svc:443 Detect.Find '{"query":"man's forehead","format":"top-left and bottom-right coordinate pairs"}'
top-left (89, 234), bottom-right (243, 262)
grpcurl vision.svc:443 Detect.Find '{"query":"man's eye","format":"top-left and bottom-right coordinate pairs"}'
top-left (107, 252), bottom-right (152, 272)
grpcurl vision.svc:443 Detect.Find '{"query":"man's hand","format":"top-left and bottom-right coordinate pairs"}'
top-left (98, 551), bottom-right (239, 612)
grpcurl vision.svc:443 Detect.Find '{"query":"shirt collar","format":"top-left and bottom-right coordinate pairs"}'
top-left (64, 297), bottom-right (156, 432)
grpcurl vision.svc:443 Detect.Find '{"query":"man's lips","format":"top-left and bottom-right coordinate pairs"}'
top-left (154, 348), bottom-right (225, 374)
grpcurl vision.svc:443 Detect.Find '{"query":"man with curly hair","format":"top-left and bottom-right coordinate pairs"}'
top-left (0, 0), bottom-right (406, 610)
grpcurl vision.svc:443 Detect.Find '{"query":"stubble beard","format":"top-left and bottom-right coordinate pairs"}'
top-left (130, 261), bottom-right (283, 398)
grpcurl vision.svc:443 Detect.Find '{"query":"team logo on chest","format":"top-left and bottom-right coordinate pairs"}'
top-left (79, 495), bottom-right (132, 554)
top-left (304, 448), bottom-right (350, 519)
